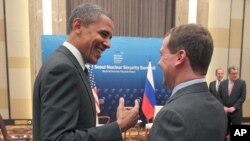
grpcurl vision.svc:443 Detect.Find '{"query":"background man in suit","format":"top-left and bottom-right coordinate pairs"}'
top-left (33, 3), bottom-right (139, 141)
top-left (219, 66), bottom-right (246, 125)
top-left (209, 68), bottom-right (224, 100)
top-left (148, 24), bottom-right (227, 141)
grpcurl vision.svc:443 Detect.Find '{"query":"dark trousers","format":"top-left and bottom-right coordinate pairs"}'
top-left (228, 115), bottom-right (242, 125)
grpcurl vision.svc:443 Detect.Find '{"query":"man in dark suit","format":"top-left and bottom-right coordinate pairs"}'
top-left (209, 68), bottom-right (224, 100)
top-left (218, 66), bottom-right (246, 125)
top-left (148, 24), bottom-right (227, 141)
top-left (33, 3), bottom-right (139, 141)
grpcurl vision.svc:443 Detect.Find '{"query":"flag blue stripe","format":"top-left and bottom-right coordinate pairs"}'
top-left (144, 79), bottom-right (156, 106)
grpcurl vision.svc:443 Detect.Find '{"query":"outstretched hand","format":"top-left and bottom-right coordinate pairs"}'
top-left (116, 97), bottom-right (139, 132)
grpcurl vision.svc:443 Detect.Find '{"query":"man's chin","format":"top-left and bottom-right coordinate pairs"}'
top-left (89, 59), bottom-right (98, 65)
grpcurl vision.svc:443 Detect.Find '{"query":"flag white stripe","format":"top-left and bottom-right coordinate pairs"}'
top-left (92, 87), bottom-right (100, 113)
top-left (147, 61), bottom-right (155, 90)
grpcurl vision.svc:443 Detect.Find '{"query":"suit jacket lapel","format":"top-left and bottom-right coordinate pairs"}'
top-left (57, 46), bottom-right (96, 117)
top-left (212, 81), bottom-right (216, 92)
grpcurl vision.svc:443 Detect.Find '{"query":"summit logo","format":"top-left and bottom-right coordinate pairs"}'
top-left (113, 50), bottom-right (123, 64)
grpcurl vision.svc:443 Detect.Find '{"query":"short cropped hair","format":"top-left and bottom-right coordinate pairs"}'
top-left (228, 66), bottom-right (239, 74)
top-left (67, 3), bottom-right (112, 32)
top-left (215, 68), bottom-right (224, 74)
top-left (167, 24), bottom-right (214, 75)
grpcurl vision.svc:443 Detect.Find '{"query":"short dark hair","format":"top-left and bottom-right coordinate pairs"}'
top-left (215, 68), bottom-right (224, 74)
top-left (167, 24), bottom-right (214, 75)
top-left (67, 3), bottom-right (112, 32)
top-left (228, 66), bottom-right (239, 74)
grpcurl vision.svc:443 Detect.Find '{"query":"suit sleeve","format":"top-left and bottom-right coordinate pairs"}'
top-left (40, 63), bottom-right (122, 141)
top-left (148, 110), bottom-right (191, 141)
top-left (208, 82), bottom-right (212, 93)
top-left (233, 81), bottom-right (246, 109)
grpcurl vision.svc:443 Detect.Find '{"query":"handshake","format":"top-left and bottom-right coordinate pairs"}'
top-left (115, 97), bottom-right (140, 132)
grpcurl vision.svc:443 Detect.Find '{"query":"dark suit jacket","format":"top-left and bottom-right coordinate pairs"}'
top-left (218, 79), bottom-right (246, 118)
top-left (209, 80), bottom-right (222, 100)
top-left (148, 82), bottom-right (227, 141)
top-left (33, 46), bottom-right (122, 141)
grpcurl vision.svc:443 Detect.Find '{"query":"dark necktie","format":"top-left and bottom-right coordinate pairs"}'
top-left (84, 67), bottom-right (89, 77)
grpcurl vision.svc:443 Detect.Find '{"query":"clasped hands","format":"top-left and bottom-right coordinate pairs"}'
top-left (224, 106), bottom-right (236, 113)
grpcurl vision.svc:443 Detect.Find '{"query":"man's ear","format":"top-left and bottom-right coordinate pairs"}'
top-left (72, 18), bottom-right (83, 34)
top-left (175, 50), bottom-right (186, 66)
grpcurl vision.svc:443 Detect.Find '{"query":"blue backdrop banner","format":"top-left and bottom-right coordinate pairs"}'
top-left (41, 35), bottom-right (171, 123)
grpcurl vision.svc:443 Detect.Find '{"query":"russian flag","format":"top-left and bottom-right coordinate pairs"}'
top-left (142, 60), bottom-right (156, 121)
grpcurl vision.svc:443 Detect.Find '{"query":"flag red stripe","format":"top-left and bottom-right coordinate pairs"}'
top-left (142, 93), bottom-right (154, 120)
top-left (92, 87), bottom-right (100, 113)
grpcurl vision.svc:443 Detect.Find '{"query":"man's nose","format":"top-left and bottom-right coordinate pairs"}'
top-left (103, 39), bottom-right (111, 48)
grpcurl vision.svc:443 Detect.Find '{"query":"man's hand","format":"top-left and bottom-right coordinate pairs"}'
top-left (116, 97), bottom-right (139, 132)
top-left (228, 107), bottom-right (236, 113)
top-left (224, 107), bottom-right (229, 113)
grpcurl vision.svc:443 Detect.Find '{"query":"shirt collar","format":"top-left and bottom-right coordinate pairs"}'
top-left (217, 79), bottom-right (223, 83)
top-left (170, 78), bottom-right (206, 97)
top-left (229, 80), bottom-right (235, 85)
top-left (63, 41), bottom-right (86, 71)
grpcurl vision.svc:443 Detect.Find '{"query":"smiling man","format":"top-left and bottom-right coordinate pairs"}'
top-left (148, 24), bottom-right (227, 141)
top-left (33, 3), bottom-right (139, 141)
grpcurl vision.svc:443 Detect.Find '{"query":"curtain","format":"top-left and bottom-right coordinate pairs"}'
top-left (66, 0), bottom-right (175, 37)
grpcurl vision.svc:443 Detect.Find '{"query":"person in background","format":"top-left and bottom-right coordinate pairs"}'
top-left (209, 68), bottom-right (224, 100)
top-left (0, 114), bottom-right (11, 141)
top-left (218, 66), bottom-right (246, 125)
top-left (33, 3), bottom-right (139, 141)
top-left (148, 24), bottom-right (227, 141)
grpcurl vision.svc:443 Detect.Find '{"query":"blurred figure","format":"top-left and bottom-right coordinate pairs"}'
top-left (219, 66), bottom-right (246, 125)
top-left (0, 114), bottom-right (11, 141)
top-left (33, 3), bottom-right (139, 141)
top-left (209, 68), bottom-right (224, 100)
top-left (148, 24), bottom-right (227, 141)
